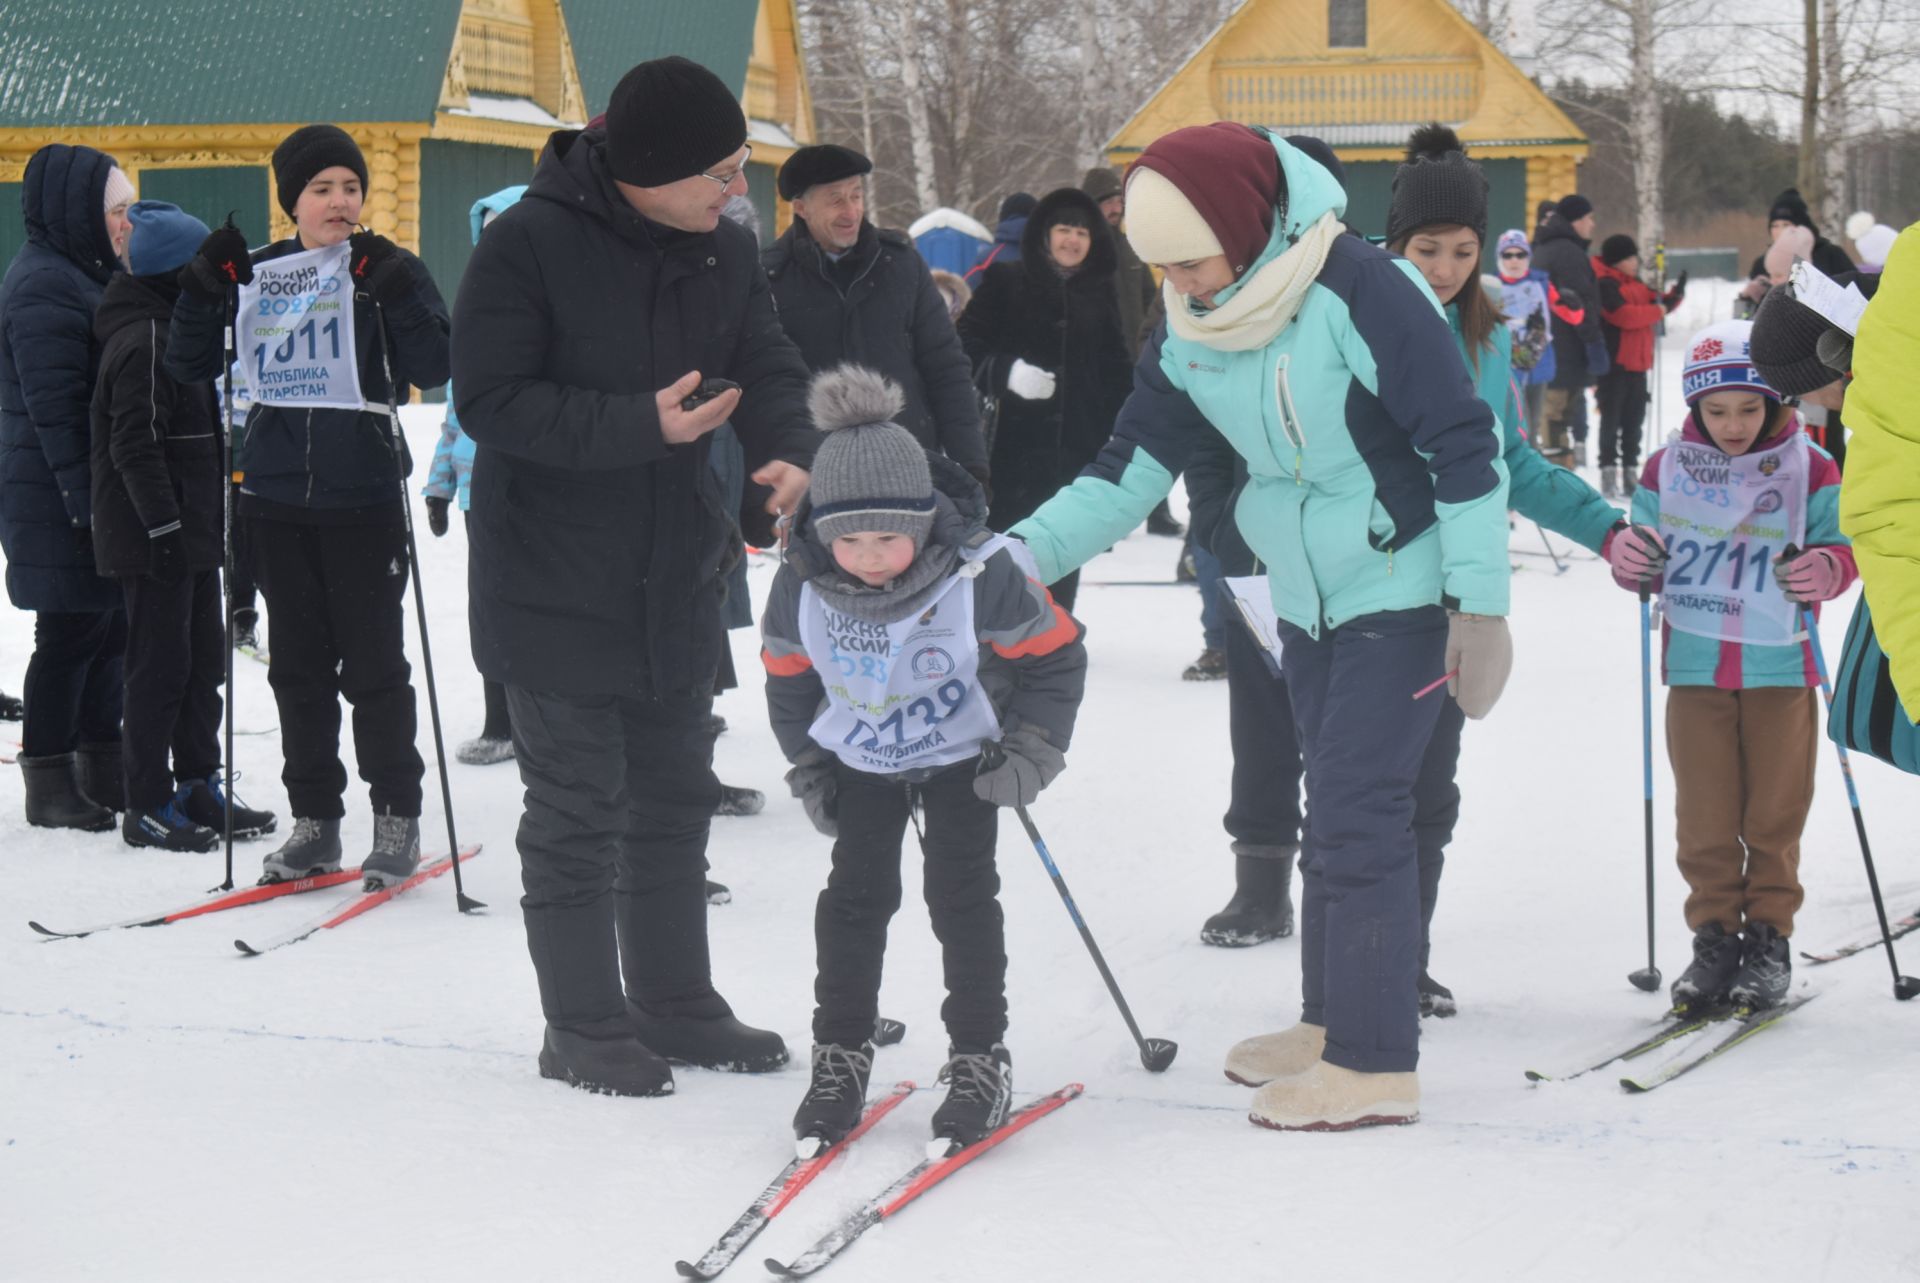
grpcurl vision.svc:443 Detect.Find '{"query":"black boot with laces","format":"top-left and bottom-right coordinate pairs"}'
top-left (1670, 922), bottom-right (1743, 1013)
top-left (929, 1043), bottom-right (1013, 1157)
top-left (792, 1041), bottom-right (874, 1157)
top-left (1729, 923), bottom-right (1792, 1010)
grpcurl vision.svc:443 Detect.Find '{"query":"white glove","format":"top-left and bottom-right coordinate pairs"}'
top-left (1006, 359), bottom-right (1057, 401)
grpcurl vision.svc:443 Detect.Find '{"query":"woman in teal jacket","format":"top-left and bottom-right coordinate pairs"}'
top-left (1009, 122), bottom-right (1513, 1131)
top-left (1385, 127), bottom-right (1627, 1018)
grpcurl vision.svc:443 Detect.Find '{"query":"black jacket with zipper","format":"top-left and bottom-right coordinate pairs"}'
top-left (89, 272), bottom-right (224, 577)
top-left (165, 236), bottom-right (449, 520)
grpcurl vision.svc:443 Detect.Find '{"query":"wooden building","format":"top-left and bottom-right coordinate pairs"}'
top-left (1106, 0), bottom-right (1588, 263)
top-left (1, 0), bottom-right (815, 306)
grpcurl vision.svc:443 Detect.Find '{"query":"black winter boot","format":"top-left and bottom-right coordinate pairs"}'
top-left (538, 1015), bottom-right (675, 1097)
top-left (1417, 972), bottom-right (1457, 1019)
top-left (625, 992), bottom-right (789, 1073)
top-left (792, 1041), bottom-right (875, 1156)
top-left (75, 741), bottom-right (124, 812)
top-left (1200, 844), bottom-right (1296, 947)
top-left (1729, 924), bottom-right (1792, 1010)
top-left (1670, 922), bottom-right (1743, 1012)
top-left (20, 754), bottom-right (115, 832)
top-left (260, 817), bottom-right (344, 882)
top-left (929, 1043), bottom-right (1013, 1156)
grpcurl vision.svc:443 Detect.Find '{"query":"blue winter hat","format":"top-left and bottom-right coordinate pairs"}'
top-left (125, 200), bottom-right (209, 276)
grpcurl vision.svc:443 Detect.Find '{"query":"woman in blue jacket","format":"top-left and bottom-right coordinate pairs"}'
top-left (1009, 122), bottom-right (1514, 1131)
top-left (1384, 127), bottom-right (1627, 1016)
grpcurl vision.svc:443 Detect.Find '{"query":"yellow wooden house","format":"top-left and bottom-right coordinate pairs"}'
top-left (1107, 0), bottom-right (1587, 260)
top-left (1, 0), bottom-right (815, 299)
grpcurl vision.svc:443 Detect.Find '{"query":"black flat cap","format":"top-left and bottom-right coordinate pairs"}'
top-left (778, 145), bottom-right (873, 200)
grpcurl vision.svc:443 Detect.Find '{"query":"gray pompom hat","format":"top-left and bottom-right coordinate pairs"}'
top-left (806, 366), bottom-right (936, 547)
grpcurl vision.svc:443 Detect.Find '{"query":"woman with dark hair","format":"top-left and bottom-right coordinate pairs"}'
top-left (956, 188), bottom-right (1132, 610)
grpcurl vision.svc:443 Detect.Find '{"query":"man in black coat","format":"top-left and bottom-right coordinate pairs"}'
top-left (1533, 194), bottom-right (1607, 468)
top-left (452, 57), bottom-right (817, 1098)
top-left (763, 144), bottom-right (987, 481)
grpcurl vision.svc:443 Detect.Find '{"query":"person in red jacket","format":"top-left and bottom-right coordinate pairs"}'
top-left (1593, 234), bottom-right (1684, 497)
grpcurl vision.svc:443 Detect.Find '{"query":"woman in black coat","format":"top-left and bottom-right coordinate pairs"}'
top-left (958, 187), bottom-right (1133, 609)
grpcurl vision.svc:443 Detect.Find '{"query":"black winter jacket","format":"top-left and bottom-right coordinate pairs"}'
top-left (955, 189), bottom-right (1132, 532)
top-left (1185, 420), bottom-right (1258, 577)
top-left (1533, 213), bottom-right (1603, 390)
top-left (451, 128), bottom-right (817, 699)
top-left (0, 144), bottom-right (124, 612)
top-left (763, 219), bottom-right (987, 478)
top-left (89, 274), bottom-right (224, 577)
top-left (1747, 236), bottom-right (1855, 282)
top-left (166, 237), bottom-right (449, 518)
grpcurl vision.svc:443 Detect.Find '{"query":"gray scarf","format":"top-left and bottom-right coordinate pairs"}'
top-left (806, 541), bottom-right (962, 625)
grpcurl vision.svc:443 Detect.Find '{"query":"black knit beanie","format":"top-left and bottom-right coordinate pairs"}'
top-left (604, 56), bottom-right (747, 187)
top-left (1556, 194), bottom-right (1594, 223)
top-left (1601, 233), bottom-right (1639, 266)
top-left (272, 125), bottom-right (369, 216)
top-left (1385, 123), bottom-right (1487, 248)
top-left (1767, 188), bottom-right (1815, 231)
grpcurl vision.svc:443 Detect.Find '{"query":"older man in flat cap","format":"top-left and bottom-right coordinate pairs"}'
top-left (762, 144), bottom-right (988, 483)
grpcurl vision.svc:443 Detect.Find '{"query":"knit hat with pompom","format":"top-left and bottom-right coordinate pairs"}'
top-left (1385, 123), bottom-right (1488, 248)
top-left (806, 365), bottom-right (935, 547)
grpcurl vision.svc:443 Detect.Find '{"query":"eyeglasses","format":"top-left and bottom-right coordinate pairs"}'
top-left (695, 145), bottom-right (753, 189)
top-left (1499, 250), bottom-right (1529, 260)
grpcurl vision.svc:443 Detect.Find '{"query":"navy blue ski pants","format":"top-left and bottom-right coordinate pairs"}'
top-left (1280, 606), bottom-right (1447, 1073)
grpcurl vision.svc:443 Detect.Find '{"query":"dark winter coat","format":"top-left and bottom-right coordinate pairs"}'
top-left (956, 189), bottom-right (1133, 531)
top-left (1079, 166), bottom-right (1161, 355)
top-left (965, 215), bottom-right (1026, 281)
top-left (166, 237), bottom-right (449, 517)
top-left (1185, 421), bottom-right (1257, 577)
top-left (0, 144), bottom-right (124, 612)
top-left (1747, 237), bottom-right (1854, 283)
top-left (90, 273), bottom-right (224, 577)
top-left (1532, 212), bottom-right (1603, 389)
top-left (450, 128), bottom-right (817, 699)
top-left (763, 219), bottom-right (987, 477)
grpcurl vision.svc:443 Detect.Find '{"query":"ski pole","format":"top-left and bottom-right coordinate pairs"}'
top-left (217, 280), bottom-right (238, 893)
top-left (1795, 598), bottom-right (1920, 1000)
top-left (1535, 522), bottom-right (1567, 574)
top-left (371, 305), bottom-right (482, 913)
top-left (1629, 581), bottom-right (1662, 993)
top-left (983, 746), bottom-right (1176, 1071)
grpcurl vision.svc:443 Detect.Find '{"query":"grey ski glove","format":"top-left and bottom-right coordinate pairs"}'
top-left (973, 728), bottom-right (1067, 808)
top-left (1445, 611), bottom-right (1513, 720)
top-left (785, 756), bottom-right (838, 837)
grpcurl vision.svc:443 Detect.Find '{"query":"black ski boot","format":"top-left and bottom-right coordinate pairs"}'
top-left (1418, 971), bottom-right (1457, 1019)
top-left (539, 1016), bottom-right (675, 1097)
top-left (231, 607), bottom-right (264, 656)
top-left (929, 1043), bottom-right (1013, 1156)
top-left (714, 783), bottom-right (764, 817)
top-left (1670, 922), bottom-right (1743, 1012)
top-left (177, 776), bottom-right (277, 839)
top-left (19, 753), bottom-right (115, 832)
top-left (792, 1041), bottom-right (874, 1157)
top-left (1729, 923), bottom-right (1792, 1010)
top-left (625, 991), bottom-right (789, 1072)
top-left (1200, 845), bottom-right (1296, 947)
top-left (1145, 501), bottom-right (1185, 537)
top-left (0, 690), bottom-right (22, 720)
top-left (75, 740), bottom-right (124, 812)
top-left (260, 817), bottom-right (344, 882)
top-left (704, 879), bottom-right (732, 906)
top-left (122, 799), bottom-right (219, 853)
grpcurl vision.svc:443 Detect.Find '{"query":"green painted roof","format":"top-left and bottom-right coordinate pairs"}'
top-left (0, 1), bottom-right (462, 128)
top-left (562, 0), bottom-right (760, 115)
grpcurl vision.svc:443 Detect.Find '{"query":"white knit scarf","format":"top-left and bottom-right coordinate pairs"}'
top-left (1164, 210), bottom-right (1343, 353)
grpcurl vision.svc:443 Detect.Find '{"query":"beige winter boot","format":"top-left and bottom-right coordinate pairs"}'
top-left (1247, 1060), bottom-right (1419, 1132)
top-left (1223, 1022), bottom-right (1326, 1087)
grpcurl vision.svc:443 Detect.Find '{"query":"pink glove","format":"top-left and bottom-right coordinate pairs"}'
top-left (1773, 547), bottom-right (1847, 603)
top-left (1605, 523), bottom-right (1667, 588)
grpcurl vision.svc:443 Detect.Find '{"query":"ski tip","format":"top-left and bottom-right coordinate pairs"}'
top-left (233, 938), bottom-right (260, 956)
top-left (763, 1259), bottom-right (797, 1279)
top-left (26, 920), bottom-right (68, 938)
top-left (1522, 1069), bottom-right (1552, 1083)
top-left (1619, 1077), bottom-right (1650, 1094)
top-left (671, 1261), bottom-right (709, 1280)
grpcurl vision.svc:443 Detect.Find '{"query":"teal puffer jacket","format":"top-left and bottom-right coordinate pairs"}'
top-left (1011, 133), bottom-right (1511, 637)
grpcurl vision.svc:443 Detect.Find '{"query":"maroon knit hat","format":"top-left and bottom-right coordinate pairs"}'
top-left (1126, 122), bottom-right (1282, 276)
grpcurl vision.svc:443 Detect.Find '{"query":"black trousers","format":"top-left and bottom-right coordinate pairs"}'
top-left (463, 513), bottom-right (510, 740)
top-left (508, 686), bottom-right (719, 1027)
top-left (248, 517), bottom-right (423, 818)
top-left (814, 760), bottom-right (1006, 1050)
top-left (229, 512), bottom-right (258, 614)
top-left (1223, 617), bottom-right (1304, 849)
top-left (1596, 368), bottom-right (1650, 470)
top-left (120, 570), bottom-right (223, 810)
top-left (22, 609), bottom-right (125, 757)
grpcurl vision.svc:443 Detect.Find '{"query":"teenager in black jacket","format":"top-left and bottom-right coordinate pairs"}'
top-left (168, 124), bottom-right (449, 888)
top-left (91, 202), bottom-right (277, 852)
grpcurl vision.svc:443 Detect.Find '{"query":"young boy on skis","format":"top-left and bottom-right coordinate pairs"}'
top-left (1605, 320), bottom-right (1855, 1011)
top-left (762, 366), bottom-right (1086, 1157)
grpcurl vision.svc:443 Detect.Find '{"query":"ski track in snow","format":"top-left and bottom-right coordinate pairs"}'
top-left (5, 320), bottom-right (1919, 1280)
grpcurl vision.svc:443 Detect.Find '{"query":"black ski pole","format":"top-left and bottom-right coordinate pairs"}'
top-left (1629, 580), bottom-right (1662, 993)
top-left (1794, 592), bottom-right (1919, 1000)
top-left (217, 283), bottom-right (238, 892)
top-left (984, 747), bottom-right (1176, 1071)
top-left (371, 305), bottom-right (481, 913)
top-left (1535, 522), bottom-right (1567, 575)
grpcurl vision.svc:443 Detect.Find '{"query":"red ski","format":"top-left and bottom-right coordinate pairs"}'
top-left (29, 867), bottom-right (365, 939)
top-left (233, 846), bottom-right (480, 956)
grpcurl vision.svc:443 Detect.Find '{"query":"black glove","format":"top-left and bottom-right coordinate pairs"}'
top-left (149, 528), bottom-right (189, 583)
top-left (425, 496), bottom-right (450, 537)
top-left (973, 728), bottom-right (1067, 808)
top-left (1674, 269), bottom-right (1690, 292)
top-left (785, 757), bottom-right (838, 837)
top-left (179, 221), bottom-right (253, 302)
top-left (348, 231), bottom-right (409, 303)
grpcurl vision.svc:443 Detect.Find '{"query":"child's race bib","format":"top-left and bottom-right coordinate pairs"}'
top-left (235, 243), bottom-right (363, 409)
top-left (1656, 431), bottom-right (1807, 645)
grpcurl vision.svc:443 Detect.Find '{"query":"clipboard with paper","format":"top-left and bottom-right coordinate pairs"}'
top-left (1224, 575), bottom-right (1284, 677)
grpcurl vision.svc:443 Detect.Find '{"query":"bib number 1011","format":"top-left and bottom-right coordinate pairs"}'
top-left (254, 316), bottom-right (342, 382)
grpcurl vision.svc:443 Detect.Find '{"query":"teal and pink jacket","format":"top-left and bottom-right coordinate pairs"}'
top-left (1624, 413), bottom-right (1856, 689)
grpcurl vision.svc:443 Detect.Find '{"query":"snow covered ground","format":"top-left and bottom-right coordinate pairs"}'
top-left (7, 325), bottom-right (1920, 1280)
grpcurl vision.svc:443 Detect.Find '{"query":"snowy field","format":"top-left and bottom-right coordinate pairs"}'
top-left (6, 303), bottom-right (1920, 1282)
